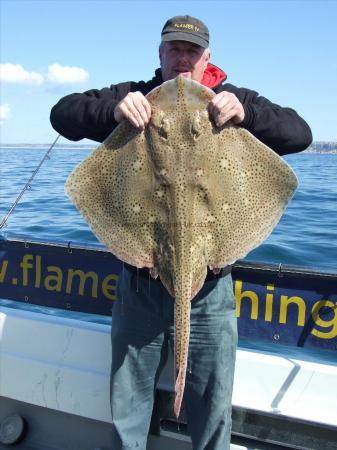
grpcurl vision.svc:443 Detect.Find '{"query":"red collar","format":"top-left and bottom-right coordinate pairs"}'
top-left (201, 63), bottom-right (227, 88)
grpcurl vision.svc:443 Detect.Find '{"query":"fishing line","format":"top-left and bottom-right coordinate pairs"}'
top-left (0, 134), bottom-right (60, 230)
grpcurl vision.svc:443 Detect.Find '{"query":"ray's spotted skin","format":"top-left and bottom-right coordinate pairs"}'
top-left (65, 76), bottom-right (298, 418)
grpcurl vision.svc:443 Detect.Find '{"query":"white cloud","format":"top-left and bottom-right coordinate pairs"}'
top-left (0, 63), bottom-right (44, 85)
top-left (0, 104), bottom-right (11, 124)
top-left (0, 63), bottom-right (89, 88)
top-left (47, 63), bottom-right (89, 84)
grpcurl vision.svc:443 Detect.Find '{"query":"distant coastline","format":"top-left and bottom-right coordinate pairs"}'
top-left (0, 141), bottom-right (336, 153)
top-left (303, 141), bottom-right (337, 154)
top-left (0, 143), bottom-right (95, 150)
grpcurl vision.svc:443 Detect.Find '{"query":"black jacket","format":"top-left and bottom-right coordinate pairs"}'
top-left (50, 68), bottom-right (312, 155)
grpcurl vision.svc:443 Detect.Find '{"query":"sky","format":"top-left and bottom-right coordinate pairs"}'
top-left (0, 0), bottom-right (336, 144)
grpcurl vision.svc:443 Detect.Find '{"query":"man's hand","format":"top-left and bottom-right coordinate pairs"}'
top-left (208, 92), bottom-right (245, 127)
top-left (114, 91), bottom-right (151, 130)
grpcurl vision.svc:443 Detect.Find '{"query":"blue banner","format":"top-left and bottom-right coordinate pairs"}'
top-left (0, 239), bottom-right (336, 351)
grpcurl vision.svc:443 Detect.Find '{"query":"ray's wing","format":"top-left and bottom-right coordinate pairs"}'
top-left (202, 125), bottom-right (298, 268)
top-left (65, 121), bottom-right (158, 268)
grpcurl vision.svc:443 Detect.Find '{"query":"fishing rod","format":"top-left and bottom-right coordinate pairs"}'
top-left (0, 134), bottom-right (61, 230)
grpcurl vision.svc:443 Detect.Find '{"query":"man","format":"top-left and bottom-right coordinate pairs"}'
top-left (50, 15), bottom-right (312, 450)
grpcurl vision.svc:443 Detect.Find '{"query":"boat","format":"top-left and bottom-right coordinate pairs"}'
top-left (0, 236), bottom-right (336, 449)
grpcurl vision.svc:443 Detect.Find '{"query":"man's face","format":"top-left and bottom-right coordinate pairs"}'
top-left (159, 41), bottom-right (210, 83)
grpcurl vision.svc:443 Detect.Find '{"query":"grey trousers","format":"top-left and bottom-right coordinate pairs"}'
top-left (110, 268), bottom-right (237, 450)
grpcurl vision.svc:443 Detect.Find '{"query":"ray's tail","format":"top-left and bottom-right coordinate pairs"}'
top-left (174, 297), bottom-right (191, 418)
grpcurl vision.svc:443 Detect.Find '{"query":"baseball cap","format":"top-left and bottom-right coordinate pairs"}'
top-left (161, 15), bottom-right (209, 49)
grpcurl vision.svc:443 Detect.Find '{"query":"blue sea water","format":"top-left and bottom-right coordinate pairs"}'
top-left (1, 146), bottom-right (337, 271)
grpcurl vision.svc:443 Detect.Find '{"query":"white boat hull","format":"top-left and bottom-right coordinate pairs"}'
top-left (1, 303), bottom-right (336, 449)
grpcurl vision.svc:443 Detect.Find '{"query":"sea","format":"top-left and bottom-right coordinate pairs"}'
top-left (1, 146), bottom-right (336, 272)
